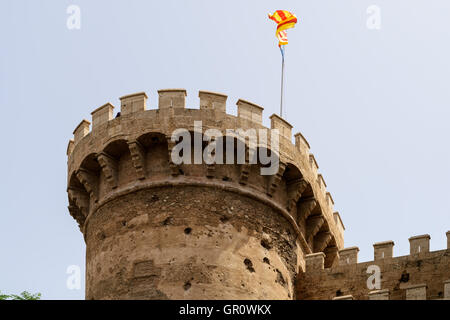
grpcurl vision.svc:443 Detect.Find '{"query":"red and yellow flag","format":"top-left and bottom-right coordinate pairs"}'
top-left (268, 10), bottom-right (298, 47)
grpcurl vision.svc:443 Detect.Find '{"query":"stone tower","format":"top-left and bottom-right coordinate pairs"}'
top-left (66, 89), bottom-right (345, 300)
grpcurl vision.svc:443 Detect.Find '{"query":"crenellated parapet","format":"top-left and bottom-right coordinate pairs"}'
top-left (298, 231), bottom-right (450, 300)
top-left (66, 90), bottom-right (344, 265)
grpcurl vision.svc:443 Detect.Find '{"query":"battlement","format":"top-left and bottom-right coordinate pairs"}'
top-left (305, 232), bottom-right (449, 268)
top-left (298, 231), bottom-right (450, 300)
top-left (91, 103), bottom-right (114, 129)
top-left (66, 89), bottom-right (344, 268)
top-left (68, 89), bottom-right (303, 148)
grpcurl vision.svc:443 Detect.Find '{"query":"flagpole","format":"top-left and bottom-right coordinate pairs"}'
top-left (280, 46), bottom-right (285, 117)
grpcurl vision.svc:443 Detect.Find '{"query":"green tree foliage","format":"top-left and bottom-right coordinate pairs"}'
top-left (0, 291), bottom-right (41, 300)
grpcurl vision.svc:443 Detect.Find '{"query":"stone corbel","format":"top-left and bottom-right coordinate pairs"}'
top-left (205, 138), bottom-right (216, 179)
top-left (239, 163), bottom-right (250, 185)
top-left (68, 204), bottom-right (86, 231)
top-left (324, 246), bottom-right (339, 268)
top-left (67, 187), bottom-right (89, 217)
top-left (166, 136), bottom-right (180, 177)
top-left (128, 140), bottom-right (146, 180)
top-left (75, 168), bottom-right (98, 202)
top-left (239, 147), bottom-right (254, 185)
top-left (314, 231), bottom-right (332, 253)
top-left (306, 215), bottom-right (324, 244)
top-left (297, 198), bottom-right (317, 223)
top-left (97, 152), bottom-right (118, 189)
top-left (286, 178), bottom-right (308, 212)
top-left (266, 162), bottom-right (286, 197)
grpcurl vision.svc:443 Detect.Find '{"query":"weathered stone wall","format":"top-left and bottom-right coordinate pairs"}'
top-left (67, 89), bottom-right (345, 300)
top-left (297, 234), bottom-right (450, 300)
top-left (86, 186), bottom-right (300, 299)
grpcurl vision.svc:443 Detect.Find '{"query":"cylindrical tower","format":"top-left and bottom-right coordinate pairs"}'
top-left (66, 89), bottom-right (344, 300)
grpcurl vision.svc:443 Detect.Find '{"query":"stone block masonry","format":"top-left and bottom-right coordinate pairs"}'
top-left (67, 89), bottom-right (344, 299)
top-left (297, 232), bottom-right (450, 300)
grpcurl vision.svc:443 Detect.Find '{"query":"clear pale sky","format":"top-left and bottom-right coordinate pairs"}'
top-left (1, 1), bottom-right (449, 299)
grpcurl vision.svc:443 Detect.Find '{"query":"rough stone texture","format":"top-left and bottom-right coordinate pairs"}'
top-left (86, 186), bottom-right (298, 299)
top-left (304, 253), bottom-right (325, 272)
top-left (67, 89), bottom-right (344, 300)
top-left (297, 248), bottom-right (450, 300)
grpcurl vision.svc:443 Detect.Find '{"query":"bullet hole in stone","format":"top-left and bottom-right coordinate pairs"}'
top-left (244, 258), bottom-right (255, 273)
top-left (184, 227), bottom-right (192, 235)
top-left (220, 216), bottom-right (229, 223)
top-left (400, 271), bottom-right (410, 283)
top-left (179, 168), bottom-right (184, 175)
top-left (260, 239), bottom-right (272, 250)
top-left (263, 257), bottom-right (270, 264)
top-left (222, 176), bottom-right (230, 181)
top-left (438, 291), bottom-right (443, 298)
top-left (275, 269), bottom-right (286, 287)
top-left (416, 260), bottom-right (422, 268)
top-left (122, 220), bottom-right (127, 227)
top-left (336, 289), bottom-right (343, 297)
top-left (183, 281), bottom-right (191, 291)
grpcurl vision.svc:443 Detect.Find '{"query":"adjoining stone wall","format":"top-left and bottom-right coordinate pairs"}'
top-left (297, 233), bottom-right (450, 300)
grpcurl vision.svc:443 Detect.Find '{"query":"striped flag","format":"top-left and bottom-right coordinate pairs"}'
top-left (268, 10), bottom-right (298, 47)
